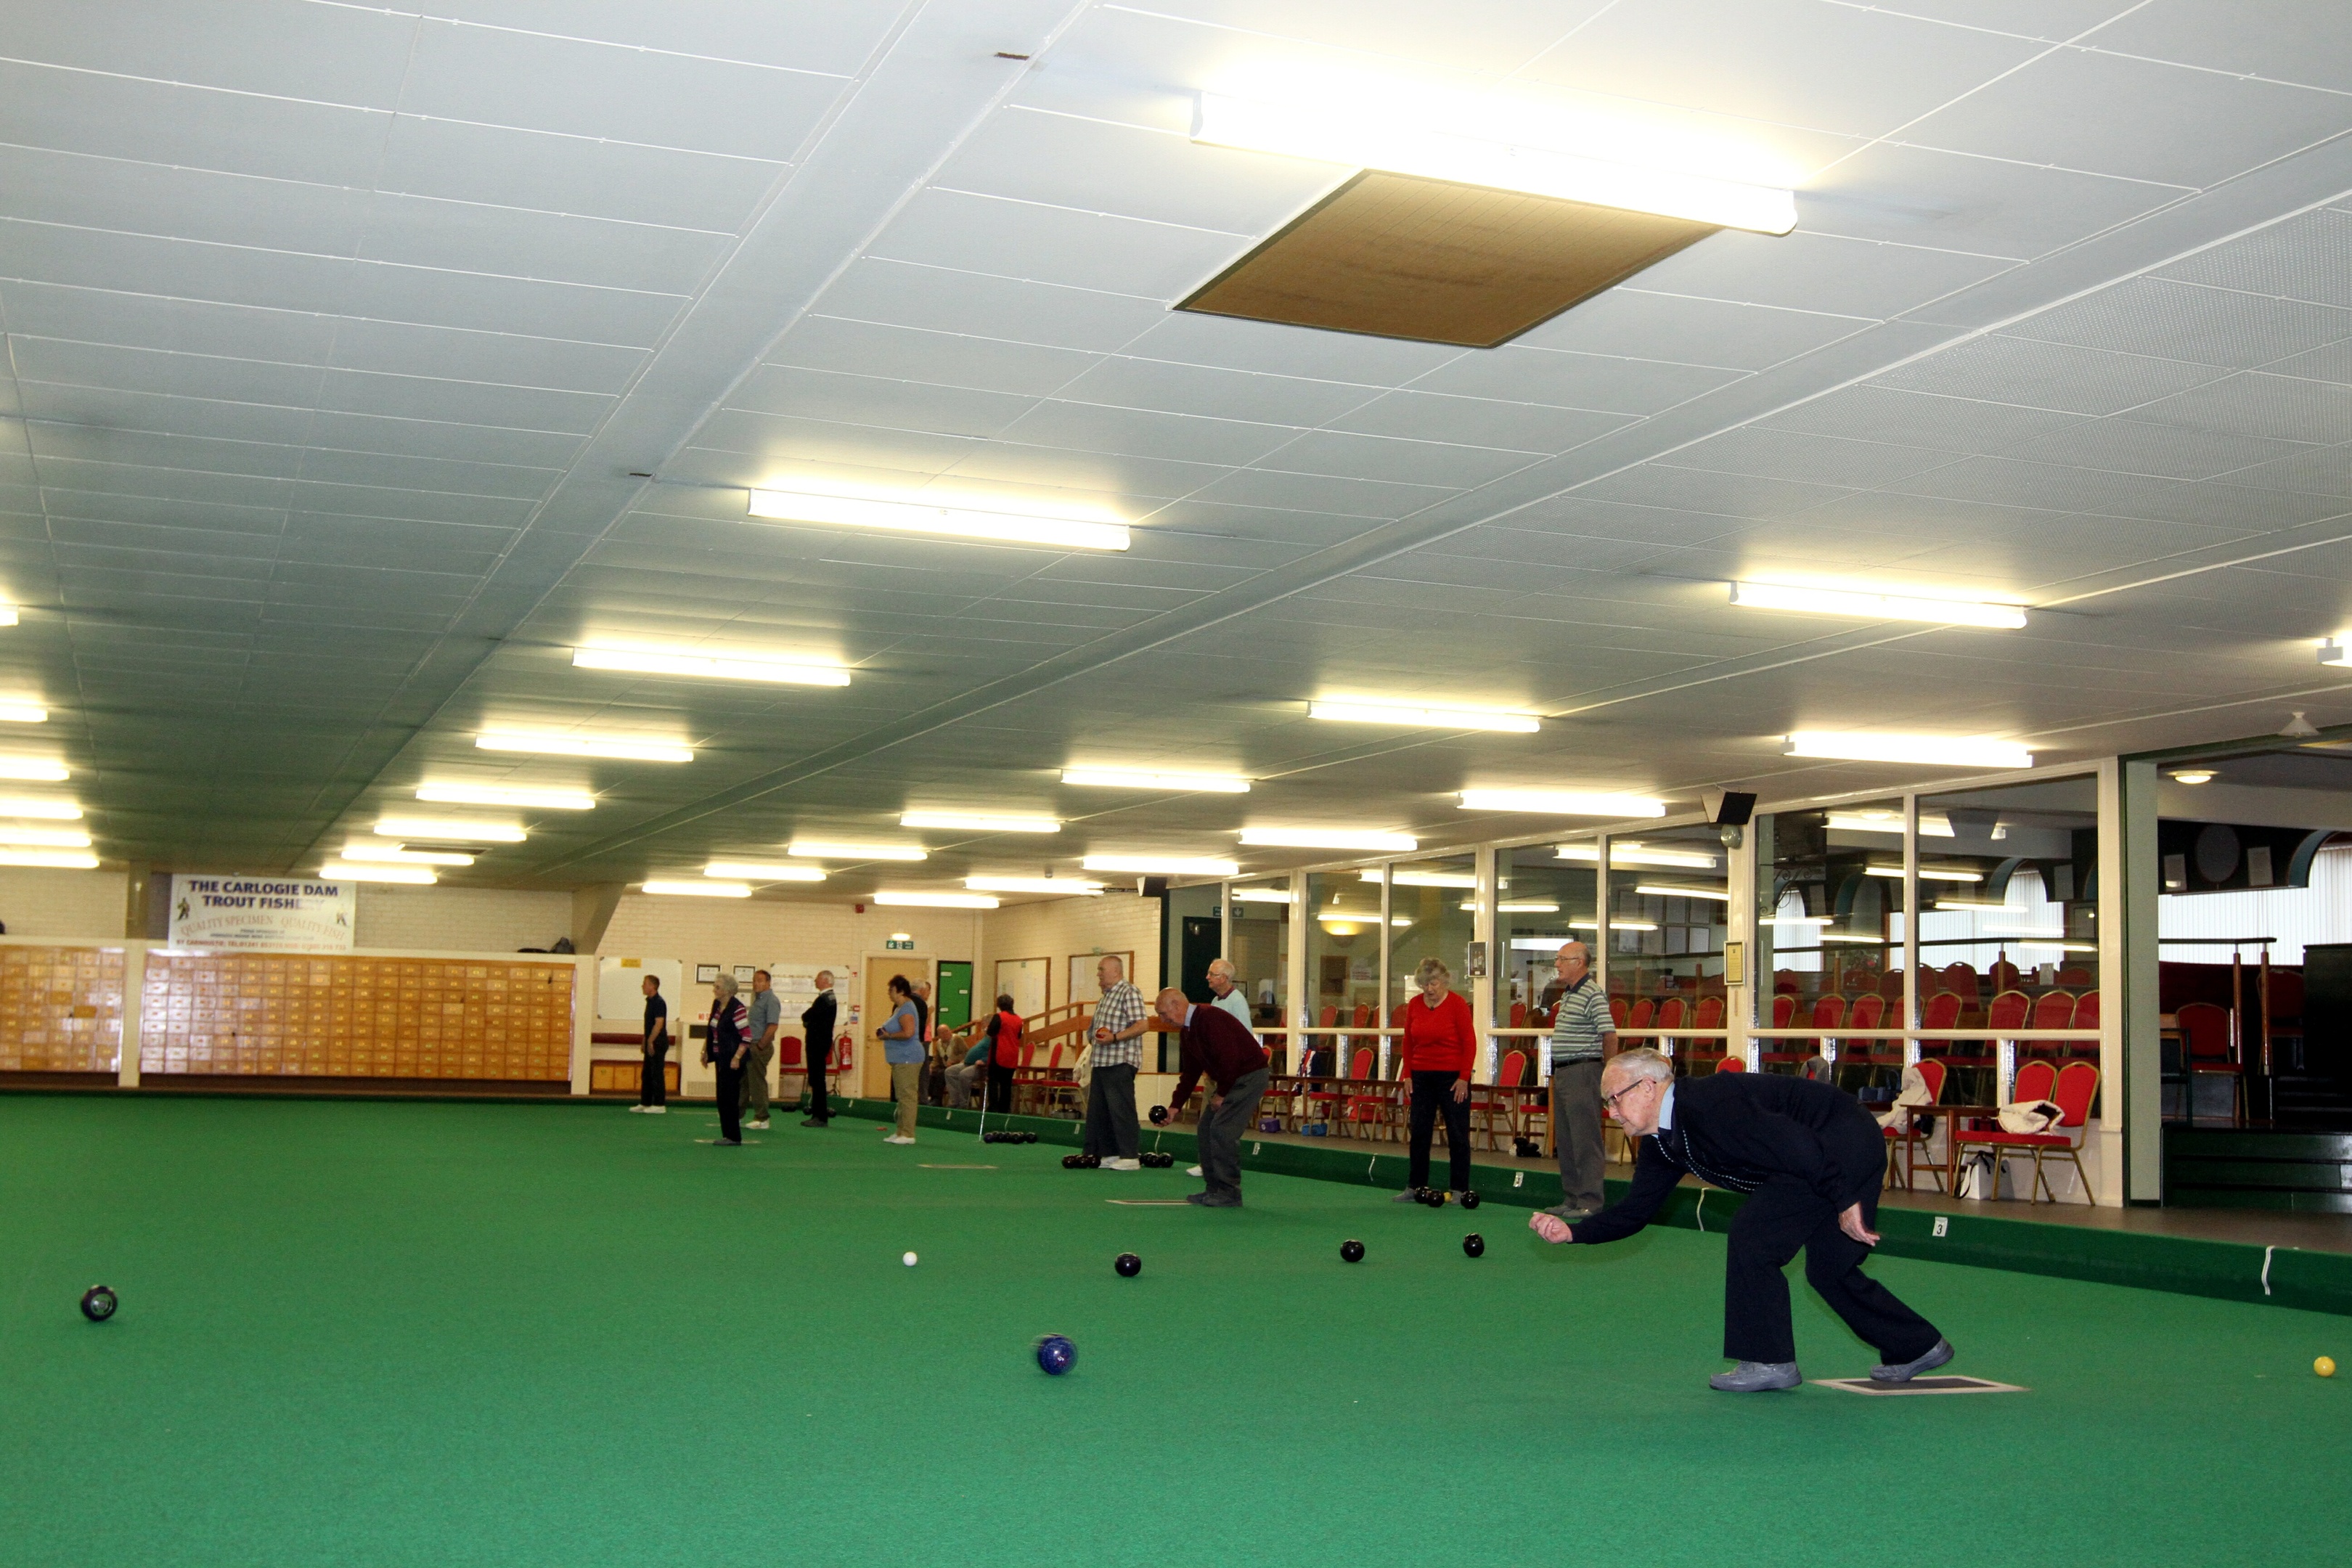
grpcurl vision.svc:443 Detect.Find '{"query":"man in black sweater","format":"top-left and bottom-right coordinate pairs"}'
top-left (1530, 1048), bottom-right (1951, 1392)
top-left (800, 971), bottom-right (838, 1127)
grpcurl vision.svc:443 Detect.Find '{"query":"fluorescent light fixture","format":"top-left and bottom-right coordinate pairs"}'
top-left (417, 785), bottom-right (595, 811)
top-left (644, 879), bottom-right (749, 898)
top-left (321, 859), bottom-right (435, 884)
top-left (1082, 854), bottom-right (1241, 876)
top-left (788, 841), bottom-right (925, 862)
top-left (2168, 769), bottom-right (2216, 785)
top-left (0, 847), bottom-right (97, 868)
top-left (1762, 915), bottom-right (1834, 926)
top-left (1308, 701), bottom-right (1539, 733)
top-left (0, 704), bottom-right (45, 723)
top-left (1461, 790), bottom-right (1665, 817)
top-left (964, 876), bottom-right (1104, 896)
top-left (1553, 842), bottom-right (1719, 870)
top-left (1633, 883), bottom-right (1731, 901)
top-left (1193, 93), bottom-right (1797, 234)
top-left (372, 817), bottom-right (525, 844)
top-left (1819, 931), bottom-right (1885, 944)
top-left (0, 759), bottom-right (68, 781)
top-left (899, 811), bottom-right (1061, 833)
top-left (705, 862), bottom-right (828, 883)
top-left (1935, 899), bottom-right (2013, 912)
top-left (2320, 640), bottom-right (2346, 666)
top-left (0, 797), bottom-right (80, 820)
top-left (1238, 828), bottom-right (1419, 852)
top-left (1981, 925), bottom-right (2065, 939)
top-left (1567, 918), bottom-right (1658, 933)
top-left (875, 890), bottom-right (1000, 910)
top-left (1061, 767), bottom-right (1250, 793)
top-left (340, 843), bottom-right (475, 867)
top-left (889, 933), bottom-right (912, 943)
top-left (1728, 580), bottom-right (2026, 629)
top-left (1826, 809), bottom-right (1956, 838)
top-left (1317, 911), bottom-right (1413, 928)
top-left (0, 606), bottom-right (16, 626)
top-left (1467, 901), bottom-right (1560, 913)
top-left (748, 489), bottom-right (1129, 552)
top-left (571, 645), bottom-right (849, 686)
top-left (1785, 732), bottom-right (2034, 769)
top-left (476, 730), bottom-right (692, 764)
top-left (1376, 868), bottom-right (1476, 889)
top-left (1864, 865), bottom-right (1983, 884)
top-left (2012, 942), bottom-right (2099, 955)
top-left (0, 827), bottom-right (89, 848)
top-left (1230, 886), bottom-right (1294, 903)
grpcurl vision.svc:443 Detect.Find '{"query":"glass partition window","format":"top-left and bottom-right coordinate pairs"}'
top-left (1917, 777), bottom-right (2099, 1093)
top-left (1388, 856), bottom-right (1475, 1078)
top-left (1604, 828), bottom-right (1731, 1063)
top-left (1227, 877), bottom-right (1290, 1069)
top-left (1755, 799), bottom-right (1907, 1085)
top-left (1306, 870), bottom-right (1386, 1077)
top-left (1495, 841), bottom-right (1598, 1084)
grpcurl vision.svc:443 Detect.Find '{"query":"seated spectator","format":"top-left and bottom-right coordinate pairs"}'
top-left (946, 1029), bottom-right (990, 1107)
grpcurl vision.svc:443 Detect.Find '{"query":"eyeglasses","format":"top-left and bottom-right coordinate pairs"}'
top-left (1600, 1079), bottom-right (1654, 1111)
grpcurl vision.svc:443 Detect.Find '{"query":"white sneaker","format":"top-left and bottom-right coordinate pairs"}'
top-left (883, 1134), bottom-right (917, 1146)
top-left (1187, 1164), bottom-right (1204, 1177)
top-left (1103, 1157), bottom-right (1142, 1171)
top-left (746, 1119), bottom-right (770, 1130)
top-left (645, 1105), bottom-right (666, 1114)
top-left (627, 1105), bottom-right (646, 1113)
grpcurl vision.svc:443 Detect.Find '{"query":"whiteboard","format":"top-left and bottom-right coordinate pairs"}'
top-left (598, 956), bottom-right (682, 1022)
top-left (996, 957), bottom-right (1046, 1018)
top-left (768, 960), bottom-right (854, 1037)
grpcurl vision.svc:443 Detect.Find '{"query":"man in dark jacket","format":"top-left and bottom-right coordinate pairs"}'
top-left (1530, 1048), bottom-right (1951, 1392)
top-left (800, 971), bottom-right (838, 1127)
top-left (1154, 987), bottom-right (1270, 1208)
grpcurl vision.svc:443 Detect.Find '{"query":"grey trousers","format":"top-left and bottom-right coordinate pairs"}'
top-left (944, 1062), bottom-right (983, 1107)
top-left (1552, 1059), bottom-right (1606, 1214)
top-left (740, 1040), bottom-right (774, 1119)
top-left (1199, 1068), bottom-right (1269, 1202)
top-left (1082, 1062), bottom-right (1140, 1159)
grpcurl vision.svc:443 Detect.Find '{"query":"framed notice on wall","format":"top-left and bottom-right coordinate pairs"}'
top-left (695, 963), bottom-right (720, 984)
top-left (168, 875), bottom-right (356, 951)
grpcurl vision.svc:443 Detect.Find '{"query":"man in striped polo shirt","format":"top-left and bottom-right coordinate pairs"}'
top-left (1543, 941), bottom-right (1617, 1221)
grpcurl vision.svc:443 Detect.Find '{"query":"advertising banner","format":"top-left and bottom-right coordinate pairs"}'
top-left (168, 875), bottom-right (357, 952)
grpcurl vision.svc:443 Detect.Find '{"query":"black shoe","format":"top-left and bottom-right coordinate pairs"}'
top-left (800, 1116), bottom-right (830, 1127)
top-left (716, 1138), bottom-right (743, 1146)
top-left (1187, 1191), bottom-right (1243, 1208)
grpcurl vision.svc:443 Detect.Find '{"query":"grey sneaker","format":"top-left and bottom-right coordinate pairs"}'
top-left (1871, 1338), bottom-right (1953, 1383)
top-left (1709, 1361), bottom-right (1802, 1392)
top-left (1392, 1188), bottom-right (1426, 1203)
top-left (1541, 1204), bottom-right (1593, 1222)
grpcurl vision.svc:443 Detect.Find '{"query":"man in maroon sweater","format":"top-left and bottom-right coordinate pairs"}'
top-left (1154, 987), bottom-right (1270, 1207)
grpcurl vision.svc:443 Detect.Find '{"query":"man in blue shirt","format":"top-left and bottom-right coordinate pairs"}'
top-left (744, 969), bottom-right (782, 1131)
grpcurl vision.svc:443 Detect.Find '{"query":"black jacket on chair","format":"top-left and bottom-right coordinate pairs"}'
top-left (1575, 1073), bottom-right (1884, 1246)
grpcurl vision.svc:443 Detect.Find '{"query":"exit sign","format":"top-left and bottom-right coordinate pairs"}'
top-left (885, 938), bottom-right (915, 950)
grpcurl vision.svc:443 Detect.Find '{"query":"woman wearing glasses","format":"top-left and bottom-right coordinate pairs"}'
top-left (1395, 956), bottom-right (1478, 1204)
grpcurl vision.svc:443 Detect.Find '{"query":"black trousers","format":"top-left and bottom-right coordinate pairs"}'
top-left (639, 1044), bottom-right (668, 1106)
top-left (805, 1036), bottom-right (830, 1121)
top-left (712, 1058), bottom-right (744, 1143)
top-left (1723, 1175), bottom-right (1940, 1365)
top-left (984, 1061), bottom-right (1014, 1114)
top-left (1408, 1069), bottom-right (1473, 1192)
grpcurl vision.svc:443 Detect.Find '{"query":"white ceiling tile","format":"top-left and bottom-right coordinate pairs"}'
top-left (1886, 454), bottom-right (2348, 530)
top-left (1574, 464), bottom-right (1857, 521)
top-left (1902, 48), bottom-right (2352, 187)
top-left (1514, 290), bottom-right (1873, 370)
top-left (998, 399), bottom-right (1299, 467)
top-left (2, 0), bottom-right (415, 105)
top-left (303, 410), bottom-right (584, 467)
top-left (2216, 443), bottom-right (2352, 499)
top-left (332, 260), bottom-right (686, 347)
top-left (1756, 384), bottom-right (2091, 453)
top-left (10, 338), bottom-right (325, 408)
top-left (0, 282), bottom-right (340, 364)
top-left (1517, 0), bottom-right (2044, 139)
top-left (874, 188), bottom-right (1246, 300)
top-left (0, 142), bottom-right (368, 256)
top-left (354, 193), bottom-right (732, 295)
top-left (2002, 277), bottom-right (2352, 369)
top-left (2156, 210), bottom-right (2352, 311)
top-left (1326, 391), bottom-right (1630, 453)
top-left (1874, 334), bottom-right (2226, 415)
top-left (1998, 418), bottom-right (2317, 482)
top-left (288, 448), bottom-right (560, 502)
top-left (0, 217), bottom-right (343, 314)
top-left (683, 413), bottom-right (979, 478)
top-left (399, 17), bottom-right (848, 159)
top-left (373, 115), bottom-right (782, 232)
top-left (813, 260), bottom-right (1169, 352)
top-left (2130, 372), bottom-right (2352, 446)
top-left (1116, 311), bottom-right (1463, 385)
top-left (769, 316), bottom-right (1099, 398)
top-left (1182, 467), bottom-right (1456, 520)
top-left (942, 441), bottom-right (1234, 503)
top-left (324, 319), bottom-right (646, 397)
top-left (280, 480), bottom-right (537, 529)
top-left (1408, 346), bottom-right (1745, 417)
top-left (1665, 428), bottom-right (1959, 488)
top-left (1140, 0), bottom-right (1612, 74)
top-left (932, 107), bottom-right (1333, 235)
top-left (17, 381), bottom-right (317, 447)
top-left (2090, 0), bottom-right (2352, 94)
top-left (433, 0), bottom-right (901, 75)
top-left (1633, 229), bottom-right (2016, 319)
top-left (1258, 429), bottom-right (1540, 489)
top-left (729, 365), bottom-right (1040, 440)
top-left (0, 59), bottom-right (388, 186)
top-left (1798, 141), bottom-right (2189, 259)
top-left (21, 424), bottom-right (309, 481)
top-left (314, 369), bottom-right (612, 436)
top-left (28, 456), bottom-right (290, 512)
top-left (1048, 356), bottom-right (1374, 426)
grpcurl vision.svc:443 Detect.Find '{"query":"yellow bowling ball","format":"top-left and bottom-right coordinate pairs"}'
top-left (2317, 1356), bottom-right (2337, 1379)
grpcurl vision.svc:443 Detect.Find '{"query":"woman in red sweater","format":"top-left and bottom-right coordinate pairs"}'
top-left (1397, 955), bottom-right (1478, 1201)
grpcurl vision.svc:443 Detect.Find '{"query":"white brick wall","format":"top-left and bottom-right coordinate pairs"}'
top-left (977, 892), bottom-right (1161, 1011)
top-left (353, 886), bottom-right (575, 953)
top-left (0, 867), bottom-right (128, 939)
top-left (596, 893), bottom-right (981, 1010)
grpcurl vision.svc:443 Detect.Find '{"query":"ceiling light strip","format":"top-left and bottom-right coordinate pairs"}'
top-left (1308, 701), bottom-right (1539, 733)
top-left (572, 647), bottom-right (849, 686)
top-left (1728, 581), bottom-right (2027, 629)
top-left (748, 490), bottom-right (1129, 552)
top-left (1784, 732), bottom-right (2034, 769)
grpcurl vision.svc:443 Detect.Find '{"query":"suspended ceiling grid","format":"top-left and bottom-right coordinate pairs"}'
top-left (2, 2), bottom-right (2352, 898)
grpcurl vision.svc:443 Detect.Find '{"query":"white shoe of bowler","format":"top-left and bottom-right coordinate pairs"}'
top-left (1186, 1164), bottom-right (1204, 1177)
top-left (1102, 1157), bottom-right (1142, 1171)
top-left (883, 1134), bottom-right (917, 1145)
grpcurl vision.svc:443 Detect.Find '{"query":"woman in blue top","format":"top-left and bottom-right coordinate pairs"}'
top-left (876, 973), bottom-right (924, 1146)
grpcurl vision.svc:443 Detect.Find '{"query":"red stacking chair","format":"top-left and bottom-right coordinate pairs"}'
top-left (2023, 990), bottom-right (2077, 1060)
top-left (1989, 958), bottom-right (2022, 995)
top-left (1716, 1055), bottom-right (1745, 1072)
top-left (1987, 989), bottom-right (2031, 1034)
top-left (1886, 1056), bottom-right (1948, 1191)
top-left (1771, 994), bottom-right (1795, 1027)
top-left (1609, 996), bottom-right (1630, 1031)
top-left (1809, 995), bottom-right (1845, 1069)
top-left (1470, 1048), bottom-right (1527, 1151)
top-left (1846, 991), bottom-right (1890, 1069)
top-left (1941, 962), bottom-right (1980, 1005)
top-left (2055, 966), bottom-right (2094, 988)
top-left (1508, 1001), bottom-right (1527, 1029)
top-left (2179, 1000), bottom-right (2242, 1126)
top-left (1957, 1061), bottom-right (2099, 1204)
top-left (1654, 995), bottom-right (1686, 1051)
top-left (2069, 989), bottom-right (2101, 1055)
top-left (1626, 997), bottom-right (1654, 1045)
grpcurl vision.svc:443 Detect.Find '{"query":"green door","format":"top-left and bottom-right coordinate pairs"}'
top-left (936, 960), bottom-right (974, 1031)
